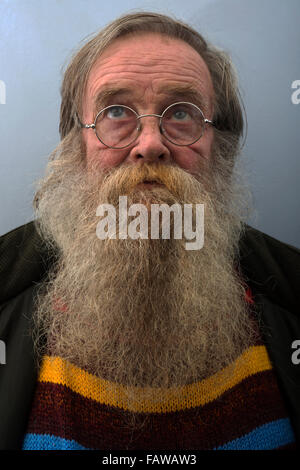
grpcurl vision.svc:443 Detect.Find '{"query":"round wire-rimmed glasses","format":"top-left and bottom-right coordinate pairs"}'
top-left (78, 101), bottom-right (214, 149)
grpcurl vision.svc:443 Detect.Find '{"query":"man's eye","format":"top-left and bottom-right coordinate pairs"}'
top-left (172, 109), bottom-right (190, 121)
top-left (106, 106), bottom-right (126, 119)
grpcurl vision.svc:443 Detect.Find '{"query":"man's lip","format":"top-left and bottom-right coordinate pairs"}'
top-left (136, 181), bottom-right (164, 188)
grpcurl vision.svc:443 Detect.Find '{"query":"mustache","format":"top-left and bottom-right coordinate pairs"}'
top-left (89, 162), bottom-right (203, 203)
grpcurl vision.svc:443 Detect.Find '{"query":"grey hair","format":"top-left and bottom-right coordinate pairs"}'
top-left (59, 11), bottom-right (246, 163)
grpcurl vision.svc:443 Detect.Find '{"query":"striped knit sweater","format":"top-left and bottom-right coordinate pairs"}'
top-left (22, 291), bottom-right (296, 450)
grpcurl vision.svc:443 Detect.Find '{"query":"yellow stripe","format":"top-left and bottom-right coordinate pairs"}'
top-left (38, 345), bottom-right (272, 413)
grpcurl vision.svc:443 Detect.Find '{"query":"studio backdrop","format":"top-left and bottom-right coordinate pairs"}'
top-left (0, 0), bottom-right (299, 247)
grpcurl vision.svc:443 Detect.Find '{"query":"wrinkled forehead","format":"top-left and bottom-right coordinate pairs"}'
top-left (83, 33), bottom-right (215, 117)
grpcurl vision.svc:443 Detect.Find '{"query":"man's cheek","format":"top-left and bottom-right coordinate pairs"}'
top-left (175, 151), bottom-right (210, 177)
top-left (87, 149), bottom-right (128, 171)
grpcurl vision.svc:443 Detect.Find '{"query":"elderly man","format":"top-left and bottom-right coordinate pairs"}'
top-left (0, 12), bottom-right (299, 451)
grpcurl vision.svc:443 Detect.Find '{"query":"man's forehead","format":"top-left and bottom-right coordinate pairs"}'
top-left (84, 33), bottom-right (214, 114)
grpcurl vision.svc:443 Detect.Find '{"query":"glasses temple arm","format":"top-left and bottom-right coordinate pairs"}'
top-left (75, 112), bottom-right (95, 129)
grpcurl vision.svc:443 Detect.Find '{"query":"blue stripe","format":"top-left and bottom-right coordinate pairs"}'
top-left (215, 418), bottom-right (295, 450)
top-left (23, 418), bottom-right (295, 450)
top-left (22, 433), bottom-right (90, 450)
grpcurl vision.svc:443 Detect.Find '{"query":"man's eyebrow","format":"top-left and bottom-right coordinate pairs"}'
top-left (157, 84), bottom-right (210, 112)
top-left (93, 87), bottom-right (131, 114)
top-left (92, 84), bottom-right (210, 115)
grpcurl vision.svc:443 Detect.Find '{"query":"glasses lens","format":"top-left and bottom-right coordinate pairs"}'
top-left (95, 105), bottom-right (138, 148)
top-left (162, 103), bottom-right (204, 145)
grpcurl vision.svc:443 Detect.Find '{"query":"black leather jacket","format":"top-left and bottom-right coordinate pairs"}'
top-left (0, 221), bottom-right (299, 450)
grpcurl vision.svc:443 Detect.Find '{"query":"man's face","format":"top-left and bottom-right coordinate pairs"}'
top-left (81, 32), bottom-right (215, 178)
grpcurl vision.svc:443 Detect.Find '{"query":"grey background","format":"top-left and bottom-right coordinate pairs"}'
top-left (0, 0), bottom-right (299, 247)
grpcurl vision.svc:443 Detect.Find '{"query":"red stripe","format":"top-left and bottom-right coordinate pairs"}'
top-left (25, 369), bottom-right (290, 450)
top-left (245, 286), bottom-right (255, 304)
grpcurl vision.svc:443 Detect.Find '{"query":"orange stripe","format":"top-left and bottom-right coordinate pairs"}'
top-left (38, 345), bottom-right (272, 413)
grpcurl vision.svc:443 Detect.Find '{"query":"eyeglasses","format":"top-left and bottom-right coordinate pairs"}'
top-left (78, 102), bottom-right (214, 149)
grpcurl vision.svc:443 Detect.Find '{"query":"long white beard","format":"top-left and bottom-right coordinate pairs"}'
top-left (33, 153), bottom-right (256, 413)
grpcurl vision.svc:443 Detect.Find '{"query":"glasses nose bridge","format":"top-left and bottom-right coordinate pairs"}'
top-left (136, 112), bottom-right (163, 132)
top-left (138, 112), bottom-right (162, 119)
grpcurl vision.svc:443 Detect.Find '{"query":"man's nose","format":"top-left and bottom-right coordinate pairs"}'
top-left (128, 116), bottom-right (171, 164)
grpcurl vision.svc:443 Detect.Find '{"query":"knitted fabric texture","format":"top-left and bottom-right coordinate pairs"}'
top-left (22, 290), bottom-right (296, 450)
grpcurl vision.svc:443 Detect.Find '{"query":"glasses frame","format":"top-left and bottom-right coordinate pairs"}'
top-left (78, 101), bottom-right (214, 149)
